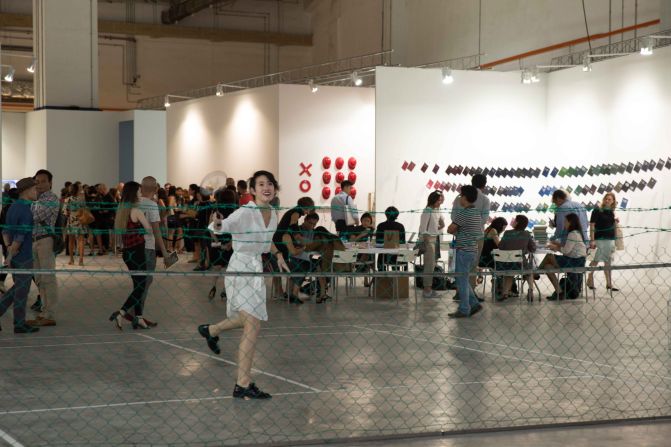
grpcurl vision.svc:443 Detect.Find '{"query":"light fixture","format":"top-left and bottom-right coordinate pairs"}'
top-left (216, 84), bottom-right (224, 97)
top-left (531, 68), bottom-right (540, 83)
top-left (164, 95), bottom-right (171, 108)
top-left (640, 36), bottom-right (654, 55)
top-left (582, 55), bottom-right (592, 72)
top-left (351, 71), bottom-right (362, 86)
top-left (3, 67), bottom-right (15, 82)
top-left (441, 67), bottom-right (454, 84)
top-left (521, 69), bottom-right (532, 84)
top-left (27, 58), bottom-right (36, 73)
top-left (308, 79), bottom-right (318, 93)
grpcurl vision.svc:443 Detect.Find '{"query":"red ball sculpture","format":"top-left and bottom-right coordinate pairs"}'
top-left (322, 171), bottom-right (332, 184)
top-left (348, 171), bottom-right (357, 184)
top-left (335, 171), bottom-right (345, 184)
top-left (348, 157), bottom-right (357, 170)
top-left (322, 186), bottom-right (331, 200)
top-left (350, 186), bottom-right (357, 199)
top-left (335, 186), bottom-right (342, 195)
top-left (335, 156), bottom-right (344, 170)
top-left (322, 156), bottom-right (331, 169)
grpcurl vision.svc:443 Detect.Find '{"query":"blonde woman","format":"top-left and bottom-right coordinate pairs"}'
top-left (108, 181), bottom-right (156, 330)
top-left (587, 192), bottom-right (619, 292)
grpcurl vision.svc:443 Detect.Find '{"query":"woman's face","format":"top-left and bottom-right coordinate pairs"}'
top-left (604, 194), bottom-right (614, 207)
top-left (362, 217), bottom-right (372, 227)
top-left (251, 175), bottom-right (275, 205)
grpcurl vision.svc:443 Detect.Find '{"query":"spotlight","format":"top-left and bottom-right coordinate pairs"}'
top-left (3, 67), bottom-right (15, 82)
top-left (441, 67), bottom-right (454, 84)
top-left (582, 55), bottom-right (592, 72)
top-left (521, 69), bottom-right (532, 84)
top-left (164, 96), bottom-right (171, 108)
top-left (27, 58), bottom-right (36, 73)
top-left (308, 79), bottom-right (318, 93)
top-left (530, 68), bottom-right (540, 83)
top-left (351, 71), bottom-right (362, 86)
top-left (640, 36), bottom-right (654, 55)
top-left (216, 84), bottom-right (224, 97)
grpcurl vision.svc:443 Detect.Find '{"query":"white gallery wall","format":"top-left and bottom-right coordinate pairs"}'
top-left (1, 112), bottom-right (26, 181)
top-left (278, 84), bottom-right (375, 228)
top-left (376, 47), bottom-right (671, 259)
top-left (166, 86), bottom-right (280, 190)
top-left (131, 110), bottom-right (168, 184)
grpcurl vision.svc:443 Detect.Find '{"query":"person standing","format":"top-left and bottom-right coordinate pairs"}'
top-left (0, 188), bottom-right (19, 293)
top-left (447, 185), bottom-right (483, 318)
top-left (198, 171), bottom-right (289, 400)
top-left (65, 183), bottom-right (87, 266)
top-left (330, 180), bottom-right (358, 236)
top-left (550, 189), bottom-right (589, 245)
top-left (419, 191), bottom-right (445, 298)
top-left (109, 181), bottom-right (155, 330)
top-left (237, 180), bottom-right (254, 206)
top-left (0, 178), bottom-right (40, 333)
top-left (138, 177), bottom-right (171, 325)
top-left (30, 170), bottom-right (60, 326)
top-left (587, 193), bottom-right (619, 292)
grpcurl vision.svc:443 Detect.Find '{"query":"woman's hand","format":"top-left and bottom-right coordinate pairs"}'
top-left (276, 255), bottom-right (290, 273)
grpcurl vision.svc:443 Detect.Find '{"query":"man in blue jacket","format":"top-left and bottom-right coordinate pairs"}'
top-left (1, 177), bottom-right (40, 333)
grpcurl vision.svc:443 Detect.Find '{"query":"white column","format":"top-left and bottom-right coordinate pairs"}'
top-left (662, 0), bottom-right (671, 32)
top-left (33, 0), bottom-right (99, 109)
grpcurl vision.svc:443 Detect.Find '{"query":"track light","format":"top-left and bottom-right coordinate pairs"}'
top-left (216, 84), bottom-right (224, 97)
top-left (27, 58), bottom-right (36, 73)
top-left (530, 68), bottom-right (540, 83)
top-left (351, 71), bottom-right (362, 86)
top-left (441, 67), bottom-right (454, 85)
top-left (582, 55), bottom-right (592, 72)
top-left (521, 69), bottom-right (532, 84)
top-left (640, 36), bottom-right (654, 55)
top-left (3, 67), bottom-right (15, 82)
top-left (164, 96), bottom-right (171, 108)
top-left (308, 79), bottom-right (318, 93)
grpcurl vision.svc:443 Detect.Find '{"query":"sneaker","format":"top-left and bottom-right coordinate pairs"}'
top-left (14, 324), bottom-right (40, 334)
top-left (233, 383), bottom-right (272, 400)
top-left (197, 324), bottom-right (220, 354)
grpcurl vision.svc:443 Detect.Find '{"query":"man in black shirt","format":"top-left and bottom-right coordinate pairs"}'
top-left (375, 206), bottom-right (406, 270)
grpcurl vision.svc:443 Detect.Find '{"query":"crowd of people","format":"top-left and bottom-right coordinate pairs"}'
top-left (1, 168), bottom-right (619, 398)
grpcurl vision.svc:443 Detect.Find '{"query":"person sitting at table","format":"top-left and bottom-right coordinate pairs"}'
top-left (375, 206), bottom-right (406, 271)
top-left (478, 217), bottom-right (508, 297)
top-left (498, 215), bottom-right (537, 301)
top-left (539, 213), bottom-right (587, 300)
top-left (348, 212), bottom-right (375, 286)
top-left (296, 213), bottom-right (333, 303)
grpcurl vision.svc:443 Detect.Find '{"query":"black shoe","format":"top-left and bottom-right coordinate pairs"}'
top-left (233, 382), bottom-right (272, 400)
top-left (546, 292), bottom-right (558, 301)
top-left (469, 305), bottom-right (483, 316)
top-left (289, 295), bottom-right (304, 305)
top-left (452, 294), bottom-right (459, 302)
top-left (198, 324), bottom-right (221, 354)
top-left (31, 297), bottom-right (43, 312)
top-left (14, 324), bottom-right (39, 334)
top-left (448, 310), bottom-right (470, 319)
top-left (193, 265), bottom-right (209, 272)
top-left (477, 297), bottom-right (485, 303)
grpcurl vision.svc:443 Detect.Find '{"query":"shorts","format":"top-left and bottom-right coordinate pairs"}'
top-left (593, 239), bottom-right (615, 263)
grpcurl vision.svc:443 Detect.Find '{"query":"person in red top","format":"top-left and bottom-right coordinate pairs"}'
top-left (109, 181), bottom-right (155, 330)
top-left (237, 180), bottom-right (254, 206)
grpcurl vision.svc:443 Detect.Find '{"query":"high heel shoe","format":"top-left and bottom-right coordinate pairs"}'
top-left (132, 316), bottom-right (156, 330)
top-left (109, 311), bottom-right (124, 330)
top-left (607, 286), bottom-right (620, 292)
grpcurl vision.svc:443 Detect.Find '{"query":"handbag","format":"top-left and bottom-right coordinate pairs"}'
top-left (614, 223), bottom-right (624, 251)
top-left (76, 208), bottom-right (95, 226)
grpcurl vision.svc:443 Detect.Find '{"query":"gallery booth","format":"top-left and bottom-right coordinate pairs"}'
top-left (165, 44), bottom-right (671, 264)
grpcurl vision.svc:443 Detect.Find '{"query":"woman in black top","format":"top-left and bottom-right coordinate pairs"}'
top-left (587, 192), bottom-right (619, 291)
top-left (478, 217), bottom-right (510, 297)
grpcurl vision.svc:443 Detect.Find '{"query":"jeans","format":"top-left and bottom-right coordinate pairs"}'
top-left (140, 249), bottom-right (156, 309)
top-left (455, 249), bottom-right (480, 315)
top-left (122, 245), bottom-right (147, 316)
top-left (0, 258), bottom-right (33, 326)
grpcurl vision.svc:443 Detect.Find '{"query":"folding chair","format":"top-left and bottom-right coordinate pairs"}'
top-left (330, 250), bottom-right (358, 302)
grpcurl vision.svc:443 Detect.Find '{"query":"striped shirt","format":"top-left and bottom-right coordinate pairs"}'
top-left (452, 206), bottom-right (482, 252)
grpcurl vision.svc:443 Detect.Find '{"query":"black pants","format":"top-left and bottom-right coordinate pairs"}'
top-left (0, 243), bottom-right (7, 283)
top-left (122, 245), bottom-right (148, 316)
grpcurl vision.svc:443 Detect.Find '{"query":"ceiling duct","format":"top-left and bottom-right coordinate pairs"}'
top-left (161, 0), bottom-right (230, 25)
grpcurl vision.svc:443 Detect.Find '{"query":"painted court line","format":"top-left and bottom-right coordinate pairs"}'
top-left (137, 333), bottom-right (322, 393)
top-left (0, 374), bottom-right (591, 417)
top-left (377, 323), bottom-right (671, 382)
top-left (0, 330), bottom-right (373, 351)
top-left (0, 428), bottom-right (24, 447)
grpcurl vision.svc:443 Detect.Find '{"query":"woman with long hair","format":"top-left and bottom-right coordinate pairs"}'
top-left (540, 212), bottom-right (587, 300)
top-left (66, 183), bottom-right (87, 266)
top-left (109, 181), bottom-right (156, 330)
top-left (198, 171), bottom-right (289, 400)
top-left (587, 192), bottom-right (619, 292)
top-left (479, 216), bottom-right (508, 297)
top-left (418, 190), bottom-right (445, 298)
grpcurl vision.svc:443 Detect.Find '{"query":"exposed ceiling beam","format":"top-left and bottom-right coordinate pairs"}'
top-left (0, 12), bottom-right (312, 46)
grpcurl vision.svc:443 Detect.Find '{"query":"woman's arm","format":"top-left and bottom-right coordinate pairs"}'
top-left (271, 243), bottom-right (290, 272)
top-left (589, 222), bottom-right (596, 248)
top-left (488, 229), bottom-right (500, 246)
top-left (131, 208), bottom-right (153, 233)
top-left (282, 233), bottom-right (303, 256)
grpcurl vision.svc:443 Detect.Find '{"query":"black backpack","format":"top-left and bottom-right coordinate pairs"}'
top-left (559, 273), bottom-right (583, 299)
top-left (415, 264), bottom-right (455, 290)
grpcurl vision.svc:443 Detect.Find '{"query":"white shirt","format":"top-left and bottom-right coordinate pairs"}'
top-left (139, 197), bottom-right (161, 250)
top-left (419, 208), bottom-right (442, 237)
top-left (210, 203), bottom-right (277, 256)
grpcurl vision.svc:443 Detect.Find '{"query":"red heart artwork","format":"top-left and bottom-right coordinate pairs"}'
top-left (322, 156), bottom-right (332, 169)
top-left (335, 157), bottom-right (344, 170)
top-left (335, 171), bottom-right (345, 184)
top-left (348, 157), bottom-right (357, 170)
top-left (322, 171), bottom-right (332, 184)
top-left (348, 171), bottom-right (357, 184)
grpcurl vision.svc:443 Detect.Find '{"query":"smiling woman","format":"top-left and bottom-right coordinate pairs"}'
top-left (198, 170), bottom-right (290, 400)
